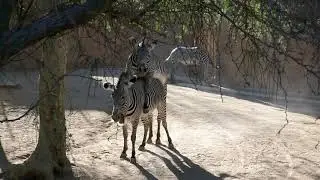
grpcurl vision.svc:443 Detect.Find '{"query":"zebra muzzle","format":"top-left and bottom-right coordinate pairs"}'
top-left (112, 114), bottom-right (125, 124)
top-left (117, 122), bottom-right (124, 126)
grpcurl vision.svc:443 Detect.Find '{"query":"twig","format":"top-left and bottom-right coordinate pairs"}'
top-left (107, 123), bottom-right (120, 142)
top-left (0, 99), bottom-right (40, 123)
top-left (276, 45), bottom-right (289, 135)
top-left (315, 140), bottom-right (319, 150)
top-left (216, 14), bottom-right (224, 103)
top-left (64, 74), bottom-right (102, 82)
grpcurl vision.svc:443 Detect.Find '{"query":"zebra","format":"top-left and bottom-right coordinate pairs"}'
top-left (165, 46), bottom-right (215, 84)
top-left (125, 39), bottom-right (169, 113)
top-left (103, 71), bottom-right (174, 163)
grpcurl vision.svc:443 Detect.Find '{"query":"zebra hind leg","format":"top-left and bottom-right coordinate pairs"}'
top-left (147, 113), bottom-right (153, 144)
top-left (156, 118), bottom-right (162, 145)
top-left (159, 102), bottom-right (174, 149)
top-left (162, 119), bottom-right (174, 149)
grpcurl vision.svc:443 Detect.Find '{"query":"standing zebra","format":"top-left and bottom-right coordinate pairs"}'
top-left (103, 71), bottom-right (173, 163)
top-left (165, 46), bottom-right (215, 84)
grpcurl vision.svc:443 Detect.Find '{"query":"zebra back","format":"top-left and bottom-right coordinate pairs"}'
top-left (165, 46), bottom-right (212, 65)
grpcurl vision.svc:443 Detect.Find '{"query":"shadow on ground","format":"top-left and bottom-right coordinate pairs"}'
top-left (0, 141), bottom-right (10, 178)
top-left (143, 145), bottom-right (235, 180)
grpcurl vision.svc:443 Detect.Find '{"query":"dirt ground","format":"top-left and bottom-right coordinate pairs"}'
top-left (0, 71), bottom-right (319, 179)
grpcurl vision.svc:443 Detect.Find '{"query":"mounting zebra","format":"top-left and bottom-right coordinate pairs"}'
top-left (125, 38), bottom-right (169, 113)
top-left (165, 46), bottom-right (215, 84)
top-left (103, 71), bottom-right (174, 164)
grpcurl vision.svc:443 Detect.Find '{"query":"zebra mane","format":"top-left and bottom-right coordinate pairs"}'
top-left (116, 72), bottom-right (129, 88)
top-left (176, 46), bottom-right (198, 50)
top-left (116, 71), bottom-right (139, 89)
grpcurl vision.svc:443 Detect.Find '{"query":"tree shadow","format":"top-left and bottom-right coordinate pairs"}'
top-left (145, 145), bottom-right (235, 180)
top-left (0, 143), bottom-right (77, 180)
top-left (0, 140), bottom-right (10, 178)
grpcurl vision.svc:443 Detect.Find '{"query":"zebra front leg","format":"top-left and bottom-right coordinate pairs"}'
top-left (130, 119), bottom-right (139, 164)
top-left (200, 63), bottom-right (206, 85)
top-left (143, 78), bottom-right (150, 114)
top-left (138, 117), bottom-right (149, 151)
top-left (170, 64), bottom-right (177, 84)
top-left (170, 72), bottom-right (176, 84)
top-left (120, 124), bottom-right (128, 159)
top-left (147, 113), bottom-right (153, 144)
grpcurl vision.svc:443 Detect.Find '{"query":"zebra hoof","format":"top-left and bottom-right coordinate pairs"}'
top-left (156, 139), bottom-right (162, 145)
top-left (147, 139), bottom-right (153, 144)
top-left (130, 157), bottom-right (136, 164)
top-left (168, 143), bottom-right (175, 150)
top-left (138, 145), bottom-right (145, 151)
top-left (120, 152), bottom-right (127, 159)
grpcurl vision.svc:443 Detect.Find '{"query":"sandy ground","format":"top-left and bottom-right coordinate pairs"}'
top-left (0, 70), bottom-right (319, 179)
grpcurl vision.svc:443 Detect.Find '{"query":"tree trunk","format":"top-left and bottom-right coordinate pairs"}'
top-left (5, 28), bottom-right (71, 180)
top-left (35, 35), bottom-right (69, 173)
top-left (0, 0), bottom-right (14, 34)
top-left (24, 0), bottom-right (69, 177)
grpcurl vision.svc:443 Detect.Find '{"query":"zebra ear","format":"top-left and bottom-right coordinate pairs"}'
top-left (139, 35), bottom-right (147, 47)
top-left (129, 75), bottom-right (137, 83)
top-left (128, 36), bottom-right (137, 49)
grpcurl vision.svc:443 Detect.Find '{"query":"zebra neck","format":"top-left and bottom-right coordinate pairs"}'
top-left (126, 88), bottom-right (137, 117)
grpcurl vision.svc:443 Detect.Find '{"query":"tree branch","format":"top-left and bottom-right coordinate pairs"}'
top-left (0, 0), bottom-right (113, 67)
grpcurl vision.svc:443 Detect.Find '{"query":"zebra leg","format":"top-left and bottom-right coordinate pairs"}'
top-left (139, 117), bottom-right (149, 151)
top-left (162, 118), bottom-right (174, 149)
top-left (147, 113), bottom-right (153, 144)
top-left (120, 124), bottom-right (128, 159)
top-left (156, 117), bottom-right (162, 145)
top-left (170, 63), bottom-right (176, 84)
top-left (130, 119), bottom-right (139, 164)
top-left (159, 102), bottom-right (174, 149)
top-left (199, 63), bottom-right (205, 85)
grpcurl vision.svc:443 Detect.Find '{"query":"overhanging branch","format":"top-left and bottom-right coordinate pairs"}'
top-left (0, 0), bottom-right (113, 67)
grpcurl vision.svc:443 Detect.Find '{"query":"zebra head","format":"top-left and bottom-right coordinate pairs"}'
top-left (129, 38), bottom-right (157, 77)
top-left (103, 72), bottom-right (135, 125)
